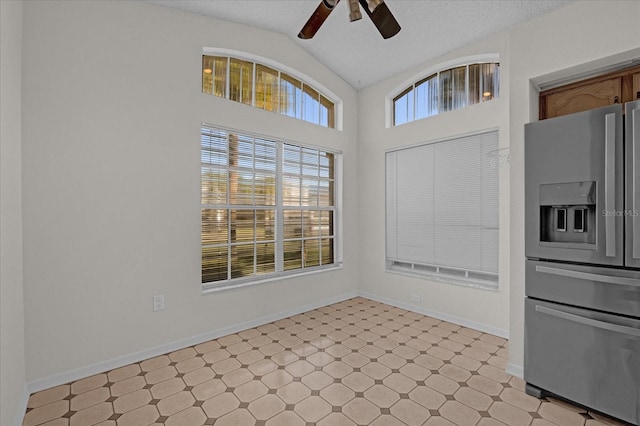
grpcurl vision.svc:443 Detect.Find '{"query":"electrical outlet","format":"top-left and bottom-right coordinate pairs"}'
top-left (410, 294), bottom-right (421, 303)
top-left (153, 294), bottom-right (165, 311)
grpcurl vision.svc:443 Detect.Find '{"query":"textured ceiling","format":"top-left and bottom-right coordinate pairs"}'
top-left (147, 0), bottom-right (571, 90)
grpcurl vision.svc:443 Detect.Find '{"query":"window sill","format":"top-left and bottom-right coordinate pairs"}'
top-left (385, 266), bottom-right (499, 292)
top-left (202, 263), bottom-right (344, 295)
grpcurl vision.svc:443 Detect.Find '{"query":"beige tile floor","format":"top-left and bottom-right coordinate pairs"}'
top-left (23, 297), bottom-right (630, 426)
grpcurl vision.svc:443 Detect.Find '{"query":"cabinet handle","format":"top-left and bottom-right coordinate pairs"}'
top-left (613, 96), bottom-right (619, 103)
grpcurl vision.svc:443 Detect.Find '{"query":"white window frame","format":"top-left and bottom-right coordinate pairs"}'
top-left (201, 124), bottom-right (343, 294)
top-left (203, 48), bottom-right (343, 131)
top-left (385, 54), bottom-right (500, 128)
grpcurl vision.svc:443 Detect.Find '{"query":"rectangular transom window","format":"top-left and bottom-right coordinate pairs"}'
top-left (201, 125), bottom-right (340, 291)
top-left (385, 130), bottom-right (499, 289)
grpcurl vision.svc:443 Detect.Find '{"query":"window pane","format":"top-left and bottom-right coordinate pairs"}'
top-left (302, 85), bottom-right (320, 125)
top-left (481, 63), bottom-right (499, 102)
top-left (439, 69), bottom-right (453, 112)
top-left (231, 209), bottom-right (255, 242)
top-left (319, 95), bottom-right (335, 128)
top-left (304, 239), bottom-right (320, 267)
top-left (254, 174), bottom-right (276, 206)
top-left (202, 209), bottom-right (228, 245)
top-left (280, 73), bottom-right (302, 119)
top-left (321, 238), bottom-right (334, 265)
top-left (254, 138), bottom-right (277, 172)
top-left (301, 179), bottom-right (319, 207)
top-left (202, 55), bottom-right (227, 97)
top-left (201, 168), bottom-right (227, 205)
top-left (284, 240), bottom-right (302, 271)
top-left (303, 211), bottom-right (320, 238)
top-left (202, 246), bottom-right (228, 283)
top-left (255, 64), bottom-right (279, 112)
top-left (302, 148), bottom-right (318, 175)
top-left (284, 210), bottom-right (302, 239)
top-left (256, 209), bottom-right (275, 241)
top-left (202, 55), bottom-right (214, 95)
top-left (231, 244), bottom-right (255, 279)
top-left (256, 242), bottom-right (275, 275)
top-left (452, 66), bottom-right (467, 110)
top-left (415, 74), bottom-right (438, 119)
top-left (283, 176), bottom-right (301, 206)
top-left (393, 88), bottom-right (413, 125)
top-left (318, 180), bottom-right (331, 207)
top-left (469, 64), bottom-right (480, 105)
top-left (320, 211), bottom-right (333, 237)
top-left (229, 58), bottom-right (253, 105)
top-left (201, 127), bottom-right (228, 167)
top-left (319, 152), bottom-right (333, 178)
top-left (229, 133), bottom-right (253, 170)
top-left (229, 171), bottom-right (253, 205)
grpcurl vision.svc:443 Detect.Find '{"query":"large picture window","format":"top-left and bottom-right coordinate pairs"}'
top-left (385, 130), bottom-right (499, 289)
top-left (201, 125), bottom-right (339, 290)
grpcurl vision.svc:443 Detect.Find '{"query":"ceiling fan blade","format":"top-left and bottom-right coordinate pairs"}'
top-left (298, 0), bottom-right (340, 39)
top-left (358, 0), bottom-right (401, 39)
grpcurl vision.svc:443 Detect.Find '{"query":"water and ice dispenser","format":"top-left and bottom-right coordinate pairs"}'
top-left (539, 182), bottom-right (596, 246)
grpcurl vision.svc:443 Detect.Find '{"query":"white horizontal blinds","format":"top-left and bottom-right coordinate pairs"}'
top-left (386, 130), bottom-right (499, 286)
top-left (202, 124), bottom-right (337, 288)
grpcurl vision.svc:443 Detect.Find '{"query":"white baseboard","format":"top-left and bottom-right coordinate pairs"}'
top-left (358, 290), bottom-right (509, 339)
top-left (27, 291), bottom-right (358, 394)
top-left (506, 363), bottom-right (524, 379)
top-left (27, 289), bottom-right (512, 397)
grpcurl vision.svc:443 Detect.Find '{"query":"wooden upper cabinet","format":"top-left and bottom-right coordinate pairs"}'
top-left (539, 65), bottom-right (640, 120)
top-left (544, 78), bottom-right (621, 119)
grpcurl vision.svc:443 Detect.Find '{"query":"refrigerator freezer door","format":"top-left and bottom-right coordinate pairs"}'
top-left (526, 260), bottom-right (640, 317)
top-left (525, 104), bottom-right (624, 266)
top-left (525, 298), bottom-right (640, 425)
top-left (626, 100), bottom-right (640, 268)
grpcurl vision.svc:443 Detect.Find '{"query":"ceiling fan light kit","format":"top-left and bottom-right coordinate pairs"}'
top-left (349, 0), bottom-right (363, 22)
top-left (298, 0), bottom-right (400, 40)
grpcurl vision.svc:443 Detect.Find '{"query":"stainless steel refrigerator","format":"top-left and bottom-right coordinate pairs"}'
top-left (524, 100), bottom-right (640, 425)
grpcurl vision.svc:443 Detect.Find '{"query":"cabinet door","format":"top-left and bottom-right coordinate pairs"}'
top-left (633, 72), bottom-right (640, 101)
top-left (545, 77), bottom-right (622, 119)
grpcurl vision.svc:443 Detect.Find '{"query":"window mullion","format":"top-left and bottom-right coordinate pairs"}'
top-left (275, 142), bottom-right (284, 273)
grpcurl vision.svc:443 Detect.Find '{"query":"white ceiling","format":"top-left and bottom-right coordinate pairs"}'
top-left (147, 0), bottom-right (571, 90)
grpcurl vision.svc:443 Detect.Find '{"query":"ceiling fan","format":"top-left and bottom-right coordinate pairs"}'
top-left (298, 0), bottom-right (401, 40)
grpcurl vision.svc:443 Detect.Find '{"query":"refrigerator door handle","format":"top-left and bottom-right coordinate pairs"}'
top-left (536, 265), bottom-right (640, 288)
top-left (535, 304), bottom-right (640, 337)
top-left (633, 107), bottom-right (640, 259)
top-left (605, 112), bottom-right (616, 257)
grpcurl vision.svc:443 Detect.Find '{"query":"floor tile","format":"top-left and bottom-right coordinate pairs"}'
top-left (22, 297), bottom-right (631, 426)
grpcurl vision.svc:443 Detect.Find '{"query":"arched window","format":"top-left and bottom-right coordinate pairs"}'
top-left (390, 56), bottom-right (500, 126)
top-left (202, 49), bottom-right (338, 129)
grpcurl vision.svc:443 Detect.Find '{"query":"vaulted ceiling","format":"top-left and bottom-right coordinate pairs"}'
top-left (148, 0), bottom-right (571, 90)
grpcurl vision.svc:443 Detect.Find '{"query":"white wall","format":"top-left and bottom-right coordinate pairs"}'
top-left (0, 0), bottom-right (28, 424)
top-left (15, 0), bottom-right (640, 401)
top-left (508, 0), bottom-right (640, 371)
top-left (357, 31), bottom-right (511, 337)
top-left (21, 0), bottom-right (359, 383)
